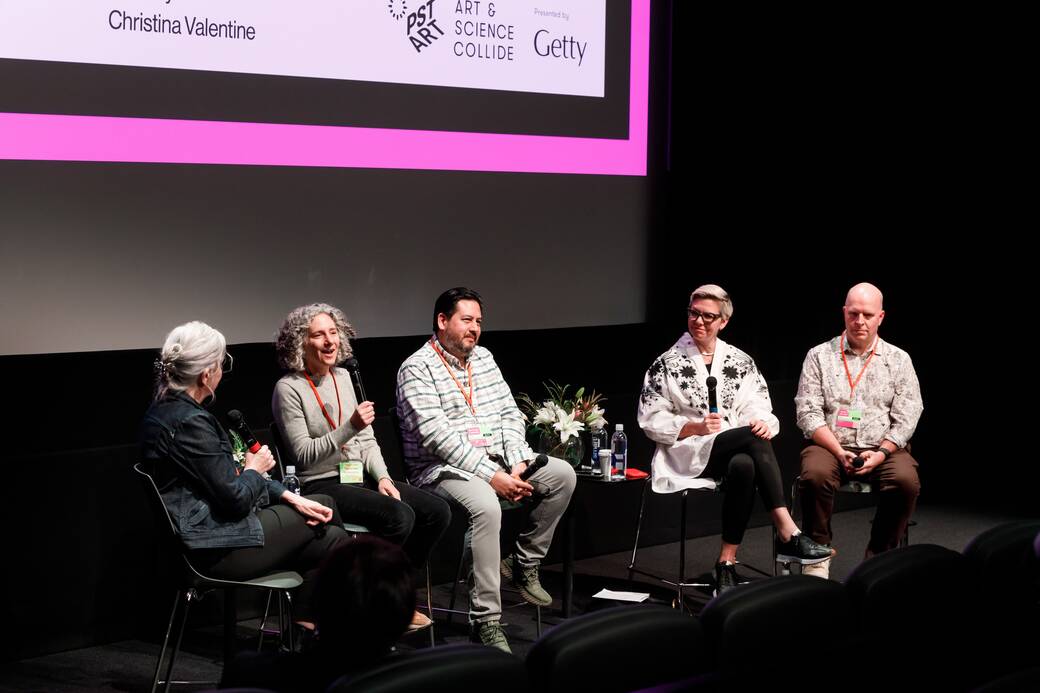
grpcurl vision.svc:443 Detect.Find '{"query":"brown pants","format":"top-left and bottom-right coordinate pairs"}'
top-left (798, 444), bottom-right (920, 555)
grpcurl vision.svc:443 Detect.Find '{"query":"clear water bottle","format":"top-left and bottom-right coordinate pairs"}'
top-left (611, 424), bottom-right (627, 479)
top-left (283, 465), bottom-right (301, 494)
top-left (589, 428), bottom-right (606, 469)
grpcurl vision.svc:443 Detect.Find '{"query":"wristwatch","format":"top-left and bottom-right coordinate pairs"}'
top-left (876, 447), bottom-right (892, 460)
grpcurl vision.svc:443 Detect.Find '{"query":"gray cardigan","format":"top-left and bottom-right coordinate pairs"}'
top-left (271, 368), bottom-right (390, 485)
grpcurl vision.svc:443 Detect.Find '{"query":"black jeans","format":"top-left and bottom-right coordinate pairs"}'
top-left (303, 477), bottom-right (451, 571)
top-left (700, 427), bottom-right (785, 546)
top-left (190, 494), bottom-right (350, 623)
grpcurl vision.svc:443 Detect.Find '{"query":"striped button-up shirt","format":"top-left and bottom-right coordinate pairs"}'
top-left (396, 336), bottom-right (534, 486)
top-left (795, 334), bottom-right (923, 449)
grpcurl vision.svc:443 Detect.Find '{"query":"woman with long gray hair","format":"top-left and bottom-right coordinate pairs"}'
top-left (140, 320), bottom-right (350, 631)
top-left (272, 304), bottom-right (451, 631)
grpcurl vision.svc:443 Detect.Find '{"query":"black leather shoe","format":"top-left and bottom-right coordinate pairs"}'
top-left (714, 561), bottom-right (738, 596)
top-left (775, 533), bottom-right (835, 563)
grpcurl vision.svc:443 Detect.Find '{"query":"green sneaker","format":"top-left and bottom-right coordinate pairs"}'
top-left (469, 620), bottom-right (511, 653)
top-left (501, 554), bottom-right (553, 607)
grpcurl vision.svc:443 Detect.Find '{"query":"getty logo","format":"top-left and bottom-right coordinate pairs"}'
top-left (387, 0), bottom-right (444, 53)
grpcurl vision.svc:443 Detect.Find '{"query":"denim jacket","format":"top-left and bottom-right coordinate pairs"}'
top-left (140, 391), bottom-right (287, 550)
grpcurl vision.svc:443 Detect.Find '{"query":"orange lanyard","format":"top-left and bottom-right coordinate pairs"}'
top-left (304, 371), bottom-right (342, 431)
top-left (430, 338), bottom-right (476, 415)
top-left (840, 332), bottom-right (876, 400)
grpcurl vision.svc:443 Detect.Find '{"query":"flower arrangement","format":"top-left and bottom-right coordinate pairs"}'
top-left (517, 381), bottom-right (607, 467)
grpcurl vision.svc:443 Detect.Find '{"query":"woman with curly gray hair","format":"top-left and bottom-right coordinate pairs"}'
top-left (272, 303), bottom-right (451, 632)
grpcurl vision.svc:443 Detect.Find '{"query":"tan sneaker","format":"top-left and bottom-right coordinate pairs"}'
top-left (802, 556), bottom-right (831, 579)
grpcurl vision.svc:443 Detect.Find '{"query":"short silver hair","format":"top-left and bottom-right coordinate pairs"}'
top-left (155, 321), bottom-right (226, 400)
top-left (689, 284), bottom-right (733, 321)
top-left (275, 303), bottom-right (357, 372)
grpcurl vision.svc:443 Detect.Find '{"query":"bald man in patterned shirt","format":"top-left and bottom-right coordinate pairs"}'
top-left (794, 283), bottom-right (923, 579)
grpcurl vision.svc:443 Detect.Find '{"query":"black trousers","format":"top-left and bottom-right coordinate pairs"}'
top-left (190, 494), bottom-right (350, 623)
top-left (303, 477), bottom-right (451, 571)
top-left (700, 427), bottom-right (786, 546)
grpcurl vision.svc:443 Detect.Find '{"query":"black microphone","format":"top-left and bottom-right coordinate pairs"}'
top-left (520, 454), bottom-right (549, 481)
top-left (227, 409), bottom-right (261, 453)
top-left (344, 357), bottom-right (368, 403)
top-left (706, 376), bottom-right (718, 413)
top-left (852, 455), bottom-right (865, 469)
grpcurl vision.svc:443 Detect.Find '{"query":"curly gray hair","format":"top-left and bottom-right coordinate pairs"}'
top-left (275, 303), bottom-right (358, 372)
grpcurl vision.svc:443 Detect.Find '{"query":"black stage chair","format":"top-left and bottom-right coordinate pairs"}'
top-left (845, 544), bottom-right (982, 690)
top-left (526, 604), bottom-right (709, 693)
top-left (963, 521), bottom-right (1040, 683)
top-left (699, 574), bottom-right (851, 687)
top-left (326, 644), bottom-right (529, 693)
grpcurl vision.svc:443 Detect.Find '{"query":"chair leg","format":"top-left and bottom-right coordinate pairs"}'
top-left (678, 489), bottom-right (689, 613)
top-left (446, 552), bottom-right (465, 627)
top-left (776, 476), bottom-right (801, 576)
top-left (628, 480), bottom-right (651, 581)
top-left (256, 590), bottom-right (274, 652)
top-left (161, 589), bottom-right (194, 693)
top-left (277, 590), bottom-right (287, 651)
top-left (425, 565), bottom-right (436, 647)
top-left (151, 590), bottom-right (181, 693)
top-left (284, 591), bottom-right (295, 653)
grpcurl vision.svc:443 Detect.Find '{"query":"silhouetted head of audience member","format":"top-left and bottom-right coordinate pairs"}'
top-left (313, 535), bottom-right (416, 661)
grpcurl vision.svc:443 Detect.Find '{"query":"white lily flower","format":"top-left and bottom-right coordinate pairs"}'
top-left (533, 406), bottom-right (557, 426)
top-left (554, 416), bottom-right (584, 443)
top-left (586, 405), bottom-right (607, 431)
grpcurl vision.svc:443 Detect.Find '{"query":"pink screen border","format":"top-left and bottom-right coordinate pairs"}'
top-left (0, 1), bottom-right (648, 176)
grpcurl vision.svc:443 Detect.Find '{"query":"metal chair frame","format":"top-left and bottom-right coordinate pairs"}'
top-left (133, 463), bottom-right (302, 693)
top-left (628, 478), bottom-right (770, 613)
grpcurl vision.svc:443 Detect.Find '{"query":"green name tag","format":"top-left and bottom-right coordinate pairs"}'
top-left (338, 461), bottom-right (364, 484)
top-left (836, 408), bottom-right (863, 429)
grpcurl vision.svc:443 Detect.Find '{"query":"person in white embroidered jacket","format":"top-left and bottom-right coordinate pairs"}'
top-left (637, 284), bottom-right (832, 594)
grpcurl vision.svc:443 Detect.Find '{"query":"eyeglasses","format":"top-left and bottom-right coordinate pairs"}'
top-left (688, 308), bottom-right (722, 324)
top-left (221, 353), bottom-right (234, 373)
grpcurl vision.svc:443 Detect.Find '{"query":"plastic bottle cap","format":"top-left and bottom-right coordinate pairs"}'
top-left (286, 466), bottom-right (296, 475)
top-left (616, 424), bottom-right (624, 431)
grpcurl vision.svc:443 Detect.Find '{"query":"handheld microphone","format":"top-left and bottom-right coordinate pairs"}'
top-left (706, 376), bottom-right (718, 414)
top-left (344, 357), bottom-right (368, 403)
top-left (852, 455), bottom-right (865, 469)
top-left (520, 454), bottom-right (549, 481)
top-left (227, 410), bottom-right (261, 454)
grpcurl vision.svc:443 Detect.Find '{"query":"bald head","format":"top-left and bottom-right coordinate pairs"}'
top-left (843, 283), bottom-right (885, 352)
top-left (845, 282), bottom-right (884, 310)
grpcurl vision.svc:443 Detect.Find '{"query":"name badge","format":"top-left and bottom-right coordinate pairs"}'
top-left (467, 425), bottom-right (493, 448)
top-left (338, 461), bottom-right (364, 484)
top-left (836, 408), bottom-right (863, 429)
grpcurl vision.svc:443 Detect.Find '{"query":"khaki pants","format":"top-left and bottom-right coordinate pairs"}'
top-left (428, 457), bottom-right (576, 623)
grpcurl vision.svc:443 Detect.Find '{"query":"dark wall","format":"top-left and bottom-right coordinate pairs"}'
top-left (646, 2), bottom-right (1027, 513)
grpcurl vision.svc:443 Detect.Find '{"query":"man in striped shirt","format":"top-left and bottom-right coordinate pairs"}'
top-left (396, 287), bottom-right (576, 653)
